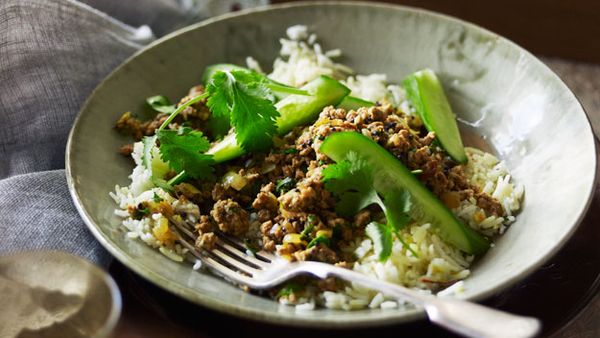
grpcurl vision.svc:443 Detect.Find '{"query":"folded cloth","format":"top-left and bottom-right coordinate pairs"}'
top-left (0, 0), bottom-right (264, 266)
top-left (0, 171), bottom-right (114, 267)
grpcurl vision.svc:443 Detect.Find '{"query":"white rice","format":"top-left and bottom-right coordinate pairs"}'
top-left (111, 25), bottom-right (524, 311)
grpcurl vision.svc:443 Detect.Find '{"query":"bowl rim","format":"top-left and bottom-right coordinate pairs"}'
top-left (65, 0), bottom-right (598, 328)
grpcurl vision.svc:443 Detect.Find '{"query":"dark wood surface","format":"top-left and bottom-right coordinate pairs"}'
top-left (272, 0), bottom-right (600, 63)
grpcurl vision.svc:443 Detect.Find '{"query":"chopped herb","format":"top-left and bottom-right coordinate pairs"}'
top-left (152, 192), bottom-right (163, 203)
top-left (244, 239), bottom-right (260, 254)
top-left (276, 177), bottom-right (296, 194)
top-left (276, 282), bottom-right (302, 298)
top-left (146, 95), bottom-right (176, 115)
top-left (206, 70), bottom-right (280, 152)
top-left (300, 215), bottom-right (317, 241)
top-left (318, 160), bottom-right (325, 166)
top-left (307, 234), bottom-right (330, 248)
top-left (133, 207), bottom-right (151, 220)
top-left (283, 148), bottom-right (299, 154)
top-left (411, 169), bottom-right (423, 175)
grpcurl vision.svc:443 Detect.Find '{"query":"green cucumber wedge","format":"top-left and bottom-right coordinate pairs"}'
top-left (403, 69), bottom-right (468, 164)
top-left (275, 75), bottom-right (350, 134)
top-left (337, 96), bottom-right (374, 110)
top-left (320, 131), bottom-right (489, 255)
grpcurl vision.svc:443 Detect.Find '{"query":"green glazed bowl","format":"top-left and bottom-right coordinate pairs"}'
top-left (66, 1), bottom-right (596, 327)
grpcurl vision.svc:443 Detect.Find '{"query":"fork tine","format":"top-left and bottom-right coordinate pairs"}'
top-left (216, 239), bottom-right (268, 268)
top-left (170, 216), bottom-right (270, 268)
top-left (216, 231), bottom-right (277, 262)
top-left (170, 227), bottom-right (256, 284)
top-left (168, 216), bottom-right (197, 240)
top-left (201, 255), bottom-right (255, 285)
top-left (210, 248), bottom-right (259, 275)
top-left (170, 214), bottom-right (276, 263)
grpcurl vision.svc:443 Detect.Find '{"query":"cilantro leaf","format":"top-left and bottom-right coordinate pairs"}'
top-left (206, 71), bottom-right (233, 121)
top-left (322, 151), bottom-right (417, 260)
top-left (157, 127), bottom-right (214, 179)
top-left (381, 189), bottom-right (412, 232)
top-left (276, 282), bottom-right (303, 298)
top-left (322, 153), bottom-right (382, 217)
top-left (206, 70), bottom-right (280, 152)
top-left (146, 95), bottom-right (176, 114)
top-left (208, 115), bottom-right (231, 140)
top-left (365, 222), bottom-right (393, 261)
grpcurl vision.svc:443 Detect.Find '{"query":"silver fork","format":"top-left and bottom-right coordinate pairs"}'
top-left (169, 217), bottom-right (540, 338)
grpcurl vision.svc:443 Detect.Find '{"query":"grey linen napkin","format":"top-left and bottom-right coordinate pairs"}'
top-left (0, 0), bottom-right (264, 266)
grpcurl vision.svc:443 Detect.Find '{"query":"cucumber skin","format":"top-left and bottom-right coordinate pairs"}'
top-left (320, 131), bottom-right (489, 255)
top-left (207, 75), bottom-right (350, 163)
top-left (403, 69), bottom-right (468, 164)
top-left (276, 76), bottom-right (350, 134)
top-left (337, 96), bottom-right (374, 111)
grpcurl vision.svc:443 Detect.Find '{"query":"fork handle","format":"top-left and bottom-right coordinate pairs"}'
top-left (305, 262), bottom-right (541, 338)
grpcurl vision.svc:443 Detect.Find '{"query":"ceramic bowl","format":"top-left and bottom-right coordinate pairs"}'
top-left (0, 251), bottom-right (121, 337)
top-left (66, 2), bottom-right (597, 327)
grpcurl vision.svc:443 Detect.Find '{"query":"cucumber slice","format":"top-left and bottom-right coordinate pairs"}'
top-left (275, 75), bottom-right (350, 134)
top-left (337, 96), bottom-right (374, 110)
top-left (320, 131), bottom-right (489, 255)
top-left (403, 69), bottom-right (468, 164)
top-left (141, 136), bottom-right (173, 190)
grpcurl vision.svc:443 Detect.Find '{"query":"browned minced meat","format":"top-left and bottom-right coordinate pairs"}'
top-left (293, 244), bottom-right (339, 264)
top-left (188, 104), bottom-right (503, 264)
top-left (278, 169), bottom-right (332, 213)
top-left (115, 85), bottom-right (507, 266)
top-left (210, 199), bottom-right (249, 236)
top-left (115, 112), bottom-right (144, 140)
top-left (173, 183), bottom-right (205, 205)
top-left (196, 232), bottom-right (217, 250)
top-left (476, 194), bottom-right (505, 217)
top-left (196, 215), bottom-right (215, 233)
top-left (119, 143), bottom-right (134, 156)
top-left (114, 85), bottom-right (212, 152)
top-left (299, 105), bottom-right (504, 217)
top-left (317, 277), bottom-right (341, 292)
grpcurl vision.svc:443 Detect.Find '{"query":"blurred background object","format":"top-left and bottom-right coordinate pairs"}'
top-left (79, 0), bottom-right (269, 36)
top-left (273, 0), bottom-right (600, 63)
top-left (0, 251), bottom-right (121, 338)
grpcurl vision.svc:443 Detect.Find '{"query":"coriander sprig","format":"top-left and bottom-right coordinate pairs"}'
top-left (206, 70), bottom-right (280, 152)
top-left (322, 152), bottom-right (419, 260)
